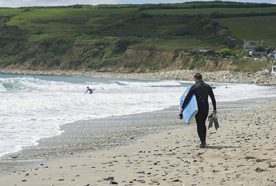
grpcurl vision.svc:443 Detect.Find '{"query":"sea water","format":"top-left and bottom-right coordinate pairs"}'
top-left (0, 73), bottom-right (275, 157)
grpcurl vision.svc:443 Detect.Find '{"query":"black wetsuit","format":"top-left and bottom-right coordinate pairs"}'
top-left (86, 88), bottom-right (93, 94)
top-left (181, 81), bottom-right (216, 144)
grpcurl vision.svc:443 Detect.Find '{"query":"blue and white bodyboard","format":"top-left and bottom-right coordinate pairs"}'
top-left (179, 86), bottom-right (198, 124)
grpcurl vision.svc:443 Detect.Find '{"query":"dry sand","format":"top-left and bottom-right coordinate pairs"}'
top-left (0, 98), bottom-right (276, 186)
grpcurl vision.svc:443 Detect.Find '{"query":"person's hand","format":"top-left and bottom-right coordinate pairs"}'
top-left (179, 113), bottom-right (183, 120)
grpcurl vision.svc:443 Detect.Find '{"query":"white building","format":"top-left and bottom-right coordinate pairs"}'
top-left (243, 40), bottom-right (263, 51)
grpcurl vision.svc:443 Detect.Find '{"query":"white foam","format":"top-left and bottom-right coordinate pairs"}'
top-left (213, 83), bottom-right (276, 102)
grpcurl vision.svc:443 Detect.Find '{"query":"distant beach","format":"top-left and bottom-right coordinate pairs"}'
top-left (1, 68), bottom-right (276, 84)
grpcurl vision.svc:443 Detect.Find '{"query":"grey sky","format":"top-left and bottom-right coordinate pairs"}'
top-left (0, 0), bottom-right (275, 7)
top-left (0, 0), bottom-right (119, 7)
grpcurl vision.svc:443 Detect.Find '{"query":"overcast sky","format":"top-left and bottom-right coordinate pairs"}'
top-left (0, 0), bottom-right (275, 7)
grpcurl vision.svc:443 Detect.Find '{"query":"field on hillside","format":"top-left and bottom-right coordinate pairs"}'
top-left (0, 8), bottom-right (22, 16)
top-left (216, 16), bottom-right (276, 45)
top-left (6, 7), bottom-right (138, 40)
top-left (5, 6), bottom-right (226, 48)
top-left (142, 7), bottom-right (276, 15)
top-left (2, 4), bottom-right (275, 46)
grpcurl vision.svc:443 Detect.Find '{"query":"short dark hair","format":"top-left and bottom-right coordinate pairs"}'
top-left (194, 73), bottom-right (202, 80)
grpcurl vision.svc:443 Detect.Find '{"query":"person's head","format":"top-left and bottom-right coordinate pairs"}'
top-left (194, 73), bottom-right (203, 83)
top-left (87, 86), bottom-right (89, 89)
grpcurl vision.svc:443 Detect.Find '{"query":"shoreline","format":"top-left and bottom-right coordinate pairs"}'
top-left (1, 97), bottom-right (274, 185)
top-left (1, 68), bottom-right (276, 85)
top-left (0, 100), bottom-right (252, 172)
top-left (0, 97), bottom-right (262, 163)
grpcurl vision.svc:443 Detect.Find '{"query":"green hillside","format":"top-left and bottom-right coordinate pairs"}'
top-left (216, 16), bottom-right (276, 46)
top-left (0, 1), bottom-right (276, 72)
top-left (143, 7), bottom-right (276, 15)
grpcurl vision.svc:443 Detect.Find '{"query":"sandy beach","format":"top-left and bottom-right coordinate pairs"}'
top-left (0, 97), bottom-right (275, 186)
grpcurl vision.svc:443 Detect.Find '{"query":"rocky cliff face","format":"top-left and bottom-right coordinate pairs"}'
top-left (121, 48), bottom-right (239, 72)
top-left (2, 45), bottom-right (269, 73)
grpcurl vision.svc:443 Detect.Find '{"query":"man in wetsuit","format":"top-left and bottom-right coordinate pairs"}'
top-left (180, 73), bottom-right (216, 148)
top-left (86, 86), bottom-right (93, 94)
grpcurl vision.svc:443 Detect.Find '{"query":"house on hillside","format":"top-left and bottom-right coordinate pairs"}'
top-left (191, 48), bottom-right (209, 53)
top-left (249, 50), bottom-right (267, 58)
top-left (244, 40), bottom-right (268, 59)
top-left (243, 40), bottom-right (263, 51)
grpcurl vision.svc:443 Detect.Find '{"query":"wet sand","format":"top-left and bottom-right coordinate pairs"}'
top-left (0, 98), bottom-right (275, 185)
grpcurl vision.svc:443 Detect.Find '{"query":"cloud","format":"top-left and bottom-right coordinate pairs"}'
top-left (0, 0), bottom-right (120, 7)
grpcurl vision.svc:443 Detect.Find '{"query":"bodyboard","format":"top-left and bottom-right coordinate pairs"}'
top-left (179, 86), bottom-right (198, 124)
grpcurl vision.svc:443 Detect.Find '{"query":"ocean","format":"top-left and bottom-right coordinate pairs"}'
top-left (0, 73), bottom-right (276, 158)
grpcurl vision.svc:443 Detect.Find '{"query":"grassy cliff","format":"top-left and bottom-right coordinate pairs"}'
top-left (0, 1), bottom-right (276, 72)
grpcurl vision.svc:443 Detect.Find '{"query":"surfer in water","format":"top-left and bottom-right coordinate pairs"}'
top-left (179, 73), bottom-right (217, 148)
top-left (85, 86), bottom-right (94, 94)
